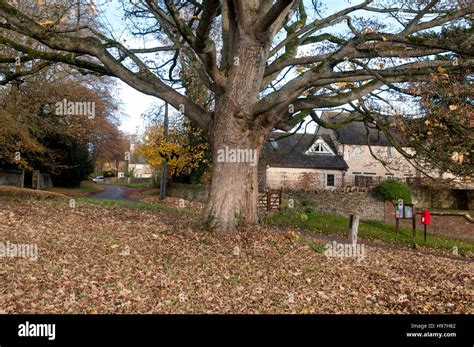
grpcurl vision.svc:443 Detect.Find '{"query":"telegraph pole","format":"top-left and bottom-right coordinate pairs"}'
top-left (159, 103), bottom-right (169, 200)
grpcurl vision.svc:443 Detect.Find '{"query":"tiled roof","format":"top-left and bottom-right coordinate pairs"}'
top-left (319, 111), bottom-right (398, 146)
top-left (262, 132), bottom-right (348, 170)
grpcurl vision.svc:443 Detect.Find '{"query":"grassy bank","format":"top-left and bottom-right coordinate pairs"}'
top-left (46, 181), bottom-right (103, 197)
top-left (264, 209), bottom-right (474, 256)
top-left (75, 197), bottom-right (196, 215)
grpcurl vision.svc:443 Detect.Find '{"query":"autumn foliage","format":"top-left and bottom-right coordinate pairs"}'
top-left (402, 69), bottom-right (473, 178)
top-left (0, 71), bottom-right (127, 186)
top-left (138, 119), bottom-right (210, 181)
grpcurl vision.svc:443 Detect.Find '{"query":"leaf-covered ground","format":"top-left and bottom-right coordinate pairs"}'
top-left (0, 197), bottom-right (472, 314)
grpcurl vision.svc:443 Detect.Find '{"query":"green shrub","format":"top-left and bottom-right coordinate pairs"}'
top-left (376, 180), bottom-right (412, 203)
top-left (302, 198), bottom-right (311, 207)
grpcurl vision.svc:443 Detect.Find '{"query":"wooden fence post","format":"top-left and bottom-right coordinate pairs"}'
top-left (278, 190), bottom-right (282, 211)
top-left (412, 205), bottom-right (417, 239)
top-left (348, 213), bottom-right (360, 245)
top-left (266, 189), bottom-right (271, 212)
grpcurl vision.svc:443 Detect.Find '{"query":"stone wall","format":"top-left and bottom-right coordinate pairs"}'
top-left (0, 169), bottom-right (24, 188)
top-left (167, 183), bottom-right (209, 203)
top-left (0, 170), bottom-right (53, 190)
top-left (166, 183), bottom-right (473, 237)
top-left (411, 186), bottom-right (473, 210)
top-left (286, 188), bottom-right (386, 221)
top-left (32, 170), bottom-right (53, 189)
top-left (40, 173), bottom-right (53, 189)
top-left (266, 167), bottom-right (345, 190)
top-left (167, 183), bottom-right (387, 221)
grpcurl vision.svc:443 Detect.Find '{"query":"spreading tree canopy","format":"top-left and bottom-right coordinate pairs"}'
top-left (0, 0), bottom-right (473, 233)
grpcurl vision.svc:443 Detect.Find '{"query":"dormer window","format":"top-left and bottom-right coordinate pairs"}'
top-left (306, 138), bottom-right (334, 155)
top-left (313, 143), bottom-right (326, 153)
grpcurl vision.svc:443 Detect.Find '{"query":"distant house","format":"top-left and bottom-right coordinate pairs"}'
top-left (128, 163), bottom-right (153, 178)
top-left (318, 111), bottom-right (419, 187)
top-left (99, 134), bottom-right (154, 178)
top-left (259, 132), bottom-right (348, 190)
top-left (129, 135), bottom-right (154, 178)
top-left (259, 112), bottom-right (418, 190)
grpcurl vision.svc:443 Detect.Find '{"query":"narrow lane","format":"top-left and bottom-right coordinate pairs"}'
top-left (91, 184), bottom-right (134, 200)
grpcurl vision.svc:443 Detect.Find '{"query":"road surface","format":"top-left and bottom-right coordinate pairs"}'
top-left (91, 184), bottom-right (135, 200)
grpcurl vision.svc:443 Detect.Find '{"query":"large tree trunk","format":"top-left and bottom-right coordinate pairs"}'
top-left (204, 26), bottom-right (272, 234)
top-left (206, 155), bottom-right (259, 233)
top-left (205, 113), bottom-right (266, 234)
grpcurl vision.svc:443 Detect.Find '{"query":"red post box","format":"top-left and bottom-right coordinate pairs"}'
top-left (421, 210), bottom-right (431, 225)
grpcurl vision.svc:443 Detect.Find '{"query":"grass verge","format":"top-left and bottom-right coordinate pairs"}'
top-left (75, 197), bottom-right (196, 216)
top-left (264, 209), bottom-right (474, 256)
top-left (46, 181), bottom-right (103, 197)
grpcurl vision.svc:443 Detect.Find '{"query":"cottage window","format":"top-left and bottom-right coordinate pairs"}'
top-left (326, 174), bottom-right (335, 187)
top-left (354, 175), bottom-right (373, 187)
top-left (387, 146), bottom-right (393, 158)
top-left (354, 146), bottom-right (361, 157)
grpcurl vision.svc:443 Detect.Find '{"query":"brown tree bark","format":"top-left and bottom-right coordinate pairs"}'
top-left (203, 29), bottom-right (271, 233)
top-left (205, 117), bottom-right (266, 233)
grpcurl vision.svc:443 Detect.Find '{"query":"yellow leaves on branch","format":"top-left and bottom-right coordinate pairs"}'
top-left (362, 28), bottom-right (378, 34)
top-left (37, 0), bottom-right (98, 27)
top-left (451, 152), bottom-right (465, 163)
top-left (335, 82), bottom-right (353, 88)
top-left (39, 19), bottom-right (54, 26)
top-left (138, 123), bottom-right (208, 176)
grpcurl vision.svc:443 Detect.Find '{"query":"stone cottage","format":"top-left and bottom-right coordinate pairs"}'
top-left (259, 112), bottom-right (418, 190)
